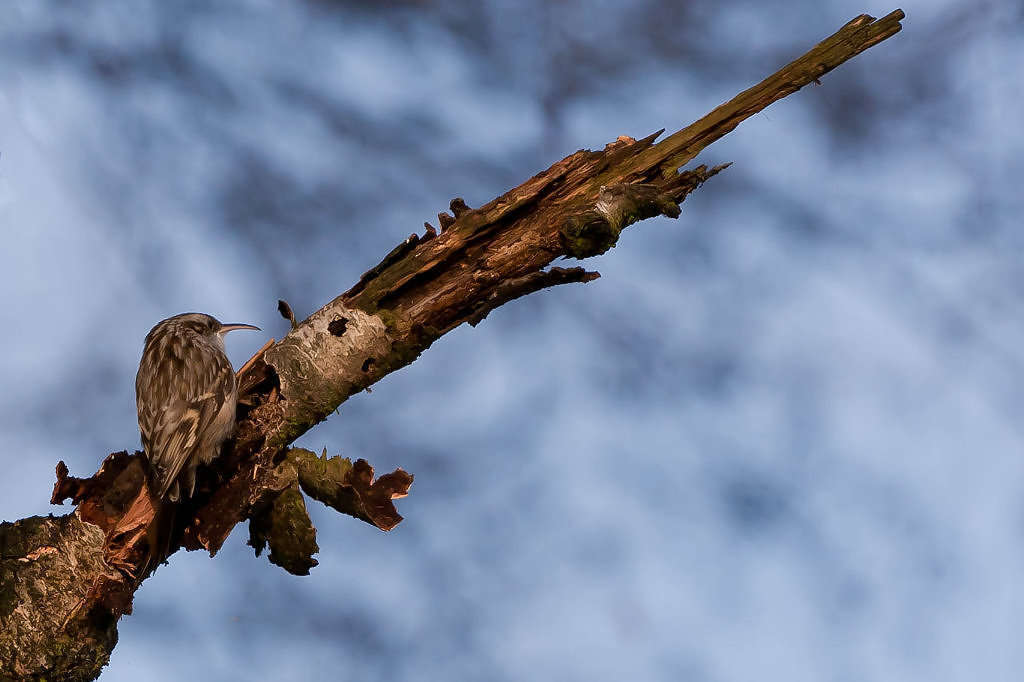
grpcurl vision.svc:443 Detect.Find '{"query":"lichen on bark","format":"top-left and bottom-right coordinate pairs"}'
top-left (0, 515), bottom-right (115, 681)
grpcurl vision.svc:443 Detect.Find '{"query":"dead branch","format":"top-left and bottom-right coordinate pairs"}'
top-left (0, 10), bottom-right (904, 680)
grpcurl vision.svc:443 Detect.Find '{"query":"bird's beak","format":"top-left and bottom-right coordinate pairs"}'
top-left (219, 323), bottom-right (261, 335)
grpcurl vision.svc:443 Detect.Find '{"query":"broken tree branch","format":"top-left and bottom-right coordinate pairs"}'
top-left (0, 10), bottom-right (904, 680)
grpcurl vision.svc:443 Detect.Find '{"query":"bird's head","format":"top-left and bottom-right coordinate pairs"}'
top-left (151, 313), bottom-right (260, 347)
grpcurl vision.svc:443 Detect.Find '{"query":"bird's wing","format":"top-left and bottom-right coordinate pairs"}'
top-left (143, 393), bottom-right (224, 500)
top-left (138, 339), bottom-right (234, 501)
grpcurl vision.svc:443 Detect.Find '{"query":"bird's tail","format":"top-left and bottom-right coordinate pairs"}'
top-left (139, 501), bottom-right (177, 583)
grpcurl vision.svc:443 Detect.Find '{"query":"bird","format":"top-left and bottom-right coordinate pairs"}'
top-left (136, 312), bottom-right (261, 503)
top-left (133, 312), bottom-right (259, 579)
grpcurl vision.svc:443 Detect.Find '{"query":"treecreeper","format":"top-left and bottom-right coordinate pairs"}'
top-left (134, 312), bottom-right (260, 577)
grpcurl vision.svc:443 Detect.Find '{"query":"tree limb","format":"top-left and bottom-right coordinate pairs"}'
top-left (0, 10), bottom-right (904, 680)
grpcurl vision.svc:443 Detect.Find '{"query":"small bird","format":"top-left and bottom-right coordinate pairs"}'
top-left (133, 313), bottom-right (260, 579)
top-left (136, 313), bottom-right (260, 502)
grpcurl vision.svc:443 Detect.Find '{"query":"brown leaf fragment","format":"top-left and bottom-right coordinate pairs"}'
top-left (289, 448), bottom-right (412, 531)
top-left (346, 459), bottom-right (414, 531)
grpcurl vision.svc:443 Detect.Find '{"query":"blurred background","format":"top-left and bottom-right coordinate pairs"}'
top-left (2, 1), bottom-right (1022, 680)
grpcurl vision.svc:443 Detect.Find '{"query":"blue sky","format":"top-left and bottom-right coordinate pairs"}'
top-left (2, 2), bottom-right (1024, 680)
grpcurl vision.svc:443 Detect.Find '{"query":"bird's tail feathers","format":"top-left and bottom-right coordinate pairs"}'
top-left (139, 501), bottom-right (177, 583)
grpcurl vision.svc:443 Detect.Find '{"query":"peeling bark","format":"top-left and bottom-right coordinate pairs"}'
top-left (0, 10), bottom-right (904, 680)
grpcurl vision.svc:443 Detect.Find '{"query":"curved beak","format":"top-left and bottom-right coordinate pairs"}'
top-left (219, 323), bottom-right (261, 335)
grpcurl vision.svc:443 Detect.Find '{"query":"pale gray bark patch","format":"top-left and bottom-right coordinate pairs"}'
top-left (264, 303), bottom-right (392, 435)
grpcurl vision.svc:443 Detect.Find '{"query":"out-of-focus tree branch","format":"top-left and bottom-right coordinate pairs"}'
top-left (0, 10), bottom-right (903, 680)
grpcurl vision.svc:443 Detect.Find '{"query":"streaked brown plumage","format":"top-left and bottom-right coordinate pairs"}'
top-left (136, 313), bottom-right (260, 502)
